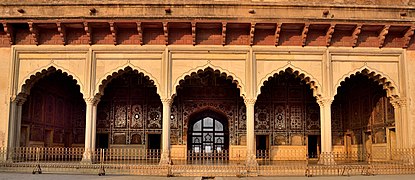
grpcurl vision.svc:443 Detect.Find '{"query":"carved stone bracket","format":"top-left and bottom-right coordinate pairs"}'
top-left (326, 24), bottom-right (335, 47)
top-left (250, 22), bottom-right (256, 46)
top-left (274, 23), bottom-right (281, 46)
top-left (83, 22), bottom-right (92, 45)
top-left (109, 22), bottom-right (118, 45)
top-left (191, 22), bottom-right (196, 46)
top-left (222, 22), bottom-right (227, 46)
top-left (2, 23), bottom-right (14, 45)
top-left (378, 25), bottom-right (390, 48)
top-left (403, 26), bottom-right (415, 48)
top-left (136, 22), bottom-right (143, 45)
top-left (56, 22), bottom-right (66, 45)
top-left (28, 22), bottom-right (39, 45)
top-left (163, 22), bottom-right (168, 45)
top-left (352, 24), bottom-right (362, 47)
top-left (301, 23), bottom-right (309, 46)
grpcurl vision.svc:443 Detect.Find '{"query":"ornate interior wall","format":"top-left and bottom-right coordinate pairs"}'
top-left (255, 71), bottom-right (320, 146)
top-left (21, 70), bottom-right (85, 147)
top-left (96, 68), bottom-right (162, 146)
top-left (332, 74), bottom-right (395, 151)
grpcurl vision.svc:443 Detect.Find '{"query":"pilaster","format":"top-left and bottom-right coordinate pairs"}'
top-left (15, 98), bottom-right (26, 148)
top-left (391, 98), bottom-right (409, 148)
top-left (6, 96), bottom-right (26, 161)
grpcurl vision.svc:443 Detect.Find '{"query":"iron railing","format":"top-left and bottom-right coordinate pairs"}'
top-left (0, 147), bottom-right (414, 177)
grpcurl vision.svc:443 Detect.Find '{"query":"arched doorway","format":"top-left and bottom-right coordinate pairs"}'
top-left (256, 69), bottom-right (320, 159)
top-left (187, 110), bottom-right (229, 153)
top-left (332, 73), bottom-right (395, 161)
top-left (21, 69), bottom-right (85, 147)
top-left (172, 67), bottom-right (244, 161)
top-left (96, 67), bottom-right (162, 150)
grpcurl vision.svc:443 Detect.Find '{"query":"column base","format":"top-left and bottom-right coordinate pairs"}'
top-left (245, 153), bottom-right (258, 176)
top-left (81, 150), bottom-right (93, 164)
top-left (245, 153), bottom-right (258, 167)
top-left (81, 158), bottom-right (93, 164)
top-left (318, 152), bottom-right (336, 165)
top-left (159, 151), bottom-right (171, 165)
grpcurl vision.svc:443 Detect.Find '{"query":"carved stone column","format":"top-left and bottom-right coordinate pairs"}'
top-left (159, 98), bottom-right (173, 165)
top-left (245, 98), bottom-right (258, 167)
top-left (317, 97), bottom-right (335, 165)
top-left (91, 99), bottom-right (100, 151)
top-left (7, 98), bottom-right (17, 160)
top-left (82, 97), bottom-right (99, 164)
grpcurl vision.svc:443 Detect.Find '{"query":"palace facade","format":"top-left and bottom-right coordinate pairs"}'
top-left (0, 0), bottom-right (415, 166)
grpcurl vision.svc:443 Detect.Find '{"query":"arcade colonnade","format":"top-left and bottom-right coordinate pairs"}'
top-left (6, 45), bottom-right (410, 165)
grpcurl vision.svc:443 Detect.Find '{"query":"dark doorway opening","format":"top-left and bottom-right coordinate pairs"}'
top-left (256, 135), bottom-right (269, 159)
top-left (147, 134), bottom-right (161, 150)
top-left (96, 133), bottom-right (109, 149)
top-left (308, 135), bottom-right (320, 158)
top-left (44, 130), bottom-right (52, 147)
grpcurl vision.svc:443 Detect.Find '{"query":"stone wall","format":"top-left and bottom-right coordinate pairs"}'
top-left (0, 48), bottom-right (11, 148)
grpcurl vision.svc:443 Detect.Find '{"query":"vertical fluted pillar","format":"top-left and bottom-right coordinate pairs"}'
top-left (82, 97), bottom-right (98, 164)
top-left (317, 97), bottom-right (335, 165)
top-left (159, 98), bottom-right (172, 165)
top-left (245, 98), bottom-right (257, 166)
top-left (91, 100), bottom-right (99, 151)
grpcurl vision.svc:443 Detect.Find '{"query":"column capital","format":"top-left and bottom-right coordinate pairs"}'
top-left (317, 97), bottom-right (333, 107)
top-left (244, 98), bottom-right (256, 105)
top-left (390, 97), bottom-right (407, 108)
top-left (161, 98), bottom-right (173, 106)
top-left (11, 95), bottom-right (27, 106)
top-left (84, 97), bottom-right (100, 105)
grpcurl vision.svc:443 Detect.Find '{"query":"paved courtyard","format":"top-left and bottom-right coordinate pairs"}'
top-left (0, 173), bottom-right (415, 180)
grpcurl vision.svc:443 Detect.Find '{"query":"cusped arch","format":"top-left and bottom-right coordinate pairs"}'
top-left (96, 66), bottom-right (161, 98)
top-left (19, 66), bottom-right (84, 97)
top-left (334, 67), bottom-right (399, 98)
top-left (187, 107), bottom-right (229, 127)
top-left (172, 65), bottom-right (245, 98)
top-left (257, 66), bottom-right (322, 98)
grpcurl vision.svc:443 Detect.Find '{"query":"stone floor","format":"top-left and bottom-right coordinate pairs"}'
top-left (0, 173), bottom-right (415, 180)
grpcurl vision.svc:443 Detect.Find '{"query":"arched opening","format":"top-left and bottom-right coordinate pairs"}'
top-left (332, 73), bottom-right (395, 161)
top-left (256, 69), bottom-right (320, 160)
top-left (21, 69), bottom-right (85, 147)
top-left (172, 67), bottom-right (245, 161)
top-left (96, 67), bottom-right (162, 150)
top-left (187, 110), bottom-right (229, 153)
